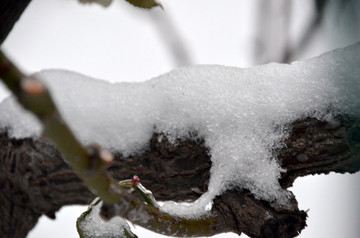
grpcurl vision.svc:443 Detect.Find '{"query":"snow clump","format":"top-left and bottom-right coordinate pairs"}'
top-left (77, 198), bottom-right (133, 238)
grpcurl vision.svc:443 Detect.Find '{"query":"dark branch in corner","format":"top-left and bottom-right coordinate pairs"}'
top-left (0, 0), bottom-right (32, 44)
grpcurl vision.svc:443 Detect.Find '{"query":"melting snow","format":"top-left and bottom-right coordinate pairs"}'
top-left (0, 43), bottom-right (359, 217)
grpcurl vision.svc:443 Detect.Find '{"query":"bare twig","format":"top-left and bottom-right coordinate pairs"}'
top-left (118, 175), bottom-right (160, 208)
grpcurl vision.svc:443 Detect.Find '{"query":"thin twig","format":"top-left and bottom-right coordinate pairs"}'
top-left (118, 175), bottom-right (160, 208)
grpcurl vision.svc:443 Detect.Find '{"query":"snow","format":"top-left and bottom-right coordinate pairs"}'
top-left (0, 43), bottom-right (359, 218)
top-left (77, 198), bottom-right (132, 238)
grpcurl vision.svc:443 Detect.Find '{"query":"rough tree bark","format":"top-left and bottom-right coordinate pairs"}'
top-left (1, 116), bottom-right (359, 238)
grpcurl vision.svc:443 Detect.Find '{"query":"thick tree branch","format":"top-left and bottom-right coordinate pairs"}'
top-left (1, 115), bottom-right (359, 237)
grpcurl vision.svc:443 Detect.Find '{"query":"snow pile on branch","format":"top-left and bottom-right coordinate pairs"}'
top-left (77, 198), bottom-right (134, 238)
top-left (0, 43), bottom-right (359, 216)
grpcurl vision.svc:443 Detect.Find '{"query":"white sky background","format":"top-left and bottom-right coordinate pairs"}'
top-left (1, 0), bottom-right (359, 237)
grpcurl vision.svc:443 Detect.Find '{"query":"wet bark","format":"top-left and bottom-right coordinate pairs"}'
top-left (1, 116), bottom-right (359, 238)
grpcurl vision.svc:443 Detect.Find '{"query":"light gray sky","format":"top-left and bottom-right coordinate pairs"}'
top-left (1, 0), bottom-right (359, 237)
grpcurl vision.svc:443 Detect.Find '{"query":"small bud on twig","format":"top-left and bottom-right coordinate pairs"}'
top-left (21, 78), bottom-right (45, 96)
top-left (99, 148), bottom-right (114, 164)
top-left (131, 175), bottom-right (140, 188)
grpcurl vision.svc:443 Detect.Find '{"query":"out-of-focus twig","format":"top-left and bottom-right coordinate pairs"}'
top-left (0, 49), bottom-right (121, 204)
top-left (124, 0), bottom-right (162, 9)
top-left (282, 0), bottom-right (328, 62)
top-left (254, 0), bottom-right (291, 64)
top-left (149, 9), bottom-right (193, 67)
top-left (79, 0), bottom-right (113, 7)
top-left (78, 0), bottom-right (161, 9)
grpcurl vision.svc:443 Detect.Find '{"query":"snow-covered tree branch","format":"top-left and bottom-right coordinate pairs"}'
top-left (1, 42), bottom-right (359, 237)
top-left (1, 0), bottom-right (360, 237)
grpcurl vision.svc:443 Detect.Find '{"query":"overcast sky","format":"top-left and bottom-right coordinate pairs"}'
top-left (1, 0), bottom-right (359, 237)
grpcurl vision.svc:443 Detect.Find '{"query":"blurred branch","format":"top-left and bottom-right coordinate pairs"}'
top-left (79, 0), bottom-right (113, 7)
top-left (0, 0), bottom-right (32, 44)
top-left (0, 49), bottom-right (121, 204)
top-left (254, 0), bottom-right (331, 63)
top-left (124, 0), bottom-right (162, 9)
top-left (79, 0), bottom-right (161, 9)
top-left (254, 0), bottom-right (291, 64)
top-left (282, 0), bottom-right (328, 62)
top-left (150, 9), bottom-right (193, 67)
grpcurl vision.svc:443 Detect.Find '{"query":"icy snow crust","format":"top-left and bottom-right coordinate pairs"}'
top-left (0, 43), bottom-right (359, 217)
